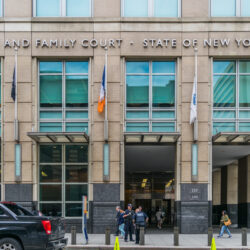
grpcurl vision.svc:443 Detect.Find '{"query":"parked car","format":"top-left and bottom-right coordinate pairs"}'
top-left (0, 201), bottom-right (67, 250)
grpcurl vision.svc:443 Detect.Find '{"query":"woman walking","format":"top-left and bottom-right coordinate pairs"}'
top-left (217, 210), bottom-right (232, 238)
top-left (118, 210), bottom-right (125, 239)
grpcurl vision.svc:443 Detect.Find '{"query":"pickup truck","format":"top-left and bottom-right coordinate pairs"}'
top-left (0, 202), bottom-right (67, 250)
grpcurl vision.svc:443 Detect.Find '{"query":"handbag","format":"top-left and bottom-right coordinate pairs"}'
top-left (224, 219), bottom-right (232, 226)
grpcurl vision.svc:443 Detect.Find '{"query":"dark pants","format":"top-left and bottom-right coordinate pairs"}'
top-left (135, 225), bottom-right (144, 244)
top-left (124, 222), bottom-right (133, 241)
top-left (115, 222), bottom-right (119, 236)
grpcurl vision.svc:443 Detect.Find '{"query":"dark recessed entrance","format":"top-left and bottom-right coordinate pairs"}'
top-left (125, 145), bottom-right (176, 229)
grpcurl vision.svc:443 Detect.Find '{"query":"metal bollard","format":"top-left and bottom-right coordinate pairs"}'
top-left (71, 226), bottom-right (76, 245)
top-left (105, 228), bottom-right (111, 245)
top-left (208, 227), bottom-right (213, 246)
top-left (242, 227), bottom-right (247, 246)
top-left (139, 227), bottom-right (145, 245)
top-left (174, 227), bottom-right (179, 246)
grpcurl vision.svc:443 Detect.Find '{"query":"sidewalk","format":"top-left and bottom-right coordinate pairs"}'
top-left (65, 233), bottom-right (250, 248)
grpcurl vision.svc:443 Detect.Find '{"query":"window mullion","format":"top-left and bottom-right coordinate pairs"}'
top-left (236, 60), bottom-right (239, 131)
top-left (236, 0), bottom-right (241, 16)
top-left (62, 0), bottom-right (66, 17)
top-left (149, 61), bottom-right (152, 132)
top-left (62, 144), bottom-right (65, 217)
top-left (63, 61), bottom-right (66, 132)
top-left (149, 0), bottom-right (153, 17)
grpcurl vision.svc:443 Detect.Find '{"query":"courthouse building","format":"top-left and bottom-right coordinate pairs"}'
top-left (0, 0), bottom-right (250, 234)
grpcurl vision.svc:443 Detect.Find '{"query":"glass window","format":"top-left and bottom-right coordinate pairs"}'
top-left (213, 60), bottom-right (250, 133)
top-left (39, 145), bottom-right (88, 218)
top-left (126, 61), bottom-right (176, 132)
top-left (124, 0), bottom-right (179, 17)
top-left (66, 0), bottom-right (90, 17)
top-left (36, 0), bottom-right (91, 17)
top-left (211, 0), bottom-right (236, 17)
top-left (39, 61), bottom-right (89, 133)
top-left (36, 0), bottom-right (61, 17)
top-left (242, 0), bottom-right (250, 16)
top-left (124, 0), bottom-right (148, 17)
top-left (154, 0), bottom-right (178, 17)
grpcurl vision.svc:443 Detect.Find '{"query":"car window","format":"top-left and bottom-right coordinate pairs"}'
top-left (0, 207), bottom-right (6, 216)
top-left (3, 204), bottom-right (33, 216)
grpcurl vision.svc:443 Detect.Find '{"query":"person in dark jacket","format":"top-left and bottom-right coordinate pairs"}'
top-left (115, 206), bottom-right (121, 236)
top-left (118, 210), bottom-right (125, 238)
top-left (123, 204), bottom-right (134, 242)
top-left (133, 206), bottom-right (148, 244)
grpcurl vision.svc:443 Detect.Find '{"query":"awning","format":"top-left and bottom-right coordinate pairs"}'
top-left (27, 132), bottom-right (89, 143)
top-left (212, 132), bottom-right (250, 145)
top-left (124, 132), bottom-right (181, 145)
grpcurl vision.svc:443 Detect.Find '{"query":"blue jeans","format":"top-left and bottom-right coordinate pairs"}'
top-left (119, 223), bottom-right (125, 237)
top-left (219, 225), bottom-right (232, 237)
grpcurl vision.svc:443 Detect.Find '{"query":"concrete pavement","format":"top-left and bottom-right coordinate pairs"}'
top-left (65, 233), bottom-right (250, 249)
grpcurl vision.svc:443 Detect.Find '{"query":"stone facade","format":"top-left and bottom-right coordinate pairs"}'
top-left (0, 0), bottom-right (249, 234)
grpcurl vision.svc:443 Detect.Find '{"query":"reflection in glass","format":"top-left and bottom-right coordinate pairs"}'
top-left (126, 62), bottom-right (149, 74)
top-left (40, 145), bottom-right (62, 163)
top-left (40, 203), bottom-right (62, 217)
top-left (152, 122), bottom-right (175, 132)
top-left (126, 76), bottom-right (149, 107)
top-left (40, 123), bottom-right (62, 132)
top-left (40, 75), bottom-right (62, 107)
top-left (239, 122), bottom-right (250, 132)
top-left (152, 61), bottom-right (175, 74)
top-left (213, 75), bottom-right (236, 107)
top-left (213, 61), bottom-right (236, 74)
top-left (40, 165), bottom-right (62, 183)
top-left (124, 0), bottom-right (148, 17)
top-left (239, 76), bottom-right (250, 107)
top-left (239, 61), bottom-right (250, 73)
top-left (126, 122), bottom-right (149, 132)
top-left (66, 203), bottom-right (82, 217)
top-left (152, 76), bottom-right (175, 107)
top-left (66, 76), bottom-right (88, 107)
top-left (40, 62), bottom-right (62, 73)
top-left (66, 165), bottom-right (88, 183)
top-left (213, 122), bottom-right (235, 135)
top-left (65, 185), bottom-right (87, 201)
top-left (65, 61), bottom-right (88, 73)
top-left (40, 185), bottom-right (62, 201)
top-left (154, 0), bottom-right (178, 17)
top-left (66, 145), bottom-right (88, 163)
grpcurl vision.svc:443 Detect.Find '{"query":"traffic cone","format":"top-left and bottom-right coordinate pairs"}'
top-left (211, 237), bottom-right (216, 250)
top-left (114, 236), bottom-right (120, 250)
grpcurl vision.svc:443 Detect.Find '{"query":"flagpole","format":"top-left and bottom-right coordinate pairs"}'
top-left (193, 48), bottom-right (198, 142)
top-left (104, 47), bottom-right (108, 141)
top-left (14, 47), bottom-right (19, 142)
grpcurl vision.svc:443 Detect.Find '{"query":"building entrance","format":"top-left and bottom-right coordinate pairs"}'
top-left (125, 145), bottom-right (176, 229)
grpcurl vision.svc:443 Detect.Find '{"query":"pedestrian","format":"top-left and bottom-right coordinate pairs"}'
top-left (133, 206), bottom-right (148, 244)
top-left (123, 204), bottom-right (134, 242)
top-left (217, 210), bottom-right (232, 238)
top-left (114, 206), bottom-right (121, 236)
top-left (118, 209), bottom-right (125, 239)
top-left (156, 208), bottom-right (163, 229)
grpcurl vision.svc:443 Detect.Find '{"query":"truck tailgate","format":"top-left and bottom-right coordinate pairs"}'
top-left (49, 217), bottom-right (65, 241)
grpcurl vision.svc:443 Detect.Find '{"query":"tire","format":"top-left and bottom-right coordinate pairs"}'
top-left (0, 238), bottom-right (22, 250)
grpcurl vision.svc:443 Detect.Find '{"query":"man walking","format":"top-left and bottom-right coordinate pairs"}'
top-left (123, 204), bottom-right (134, 242)
top-left (115, 206), bottom-right (121, 236)
top-left (133, 206), bottom-right (148, 244)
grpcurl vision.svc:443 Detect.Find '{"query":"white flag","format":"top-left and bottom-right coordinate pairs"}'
top-left (190, 75), bottom-right (197, 124)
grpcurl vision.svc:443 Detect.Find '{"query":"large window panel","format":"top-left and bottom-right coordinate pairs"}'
top-left (40, 75), bottom-right (62, 107)
top-left (152, 76), bottom-right (175, 107)
top-left (126, 76), bottom-right (149, 107)
top-left (213, 61), bottom-right (236, 74)
top-left (40, 145), bottom-right (62, 163)
top-left (40, 165), bottom-right (62, 183)
top-left (241, 0), bottom-right (250, 16)
top-left (66, 145), bottom-right (88, 163)
top-left (213, 75), bottom-right (236, 107)
top-left (154, 0), bottom-right (178, 17)
top-left (124, 0), bottom-right (148, 17)
top-left (66, 76), bottom-right (88, 107)
top-left (66, 0), bottom-right (90, 17)
top-left (211, 0), bottom-right (236, 16)
top-left (239, 76), bottom-right (250, 107)
top-left (36, 0), bottom-right (61, 17)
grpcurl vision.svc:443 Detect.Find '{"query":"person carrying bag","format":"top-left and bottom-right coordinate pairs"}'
top-left (217, 210), bottom-right (232, 238)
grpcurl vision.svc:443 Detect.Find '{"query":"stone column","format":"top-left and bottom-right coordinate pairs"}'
top-left (238, 155), bottom-right (250, 227)
top-left (212, 169), bottom-right (221, 225)
top-left (227, 162), bottom-right (238, 226)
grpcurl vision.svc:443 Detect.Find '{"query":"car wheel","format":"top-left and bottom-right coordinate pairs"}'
top-left (0, 238), bottom-right (22, 250)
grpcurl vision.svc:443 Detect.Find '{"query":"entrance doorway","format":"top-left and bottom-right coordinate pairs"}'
top-left (125, 145), bottom-right (176, 229)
